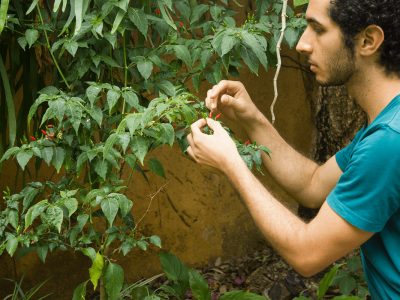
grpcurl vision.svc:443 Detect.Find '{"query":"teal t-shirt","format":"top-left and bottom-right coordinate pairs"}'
top-left (327, 95), bottom-right (400, 300)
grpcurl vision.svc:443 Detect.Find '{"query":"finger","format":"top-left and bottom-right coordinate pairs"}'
top-left (206, 88), bottom-right (218, 111)
top-left (206, 118), bottom-right (224, 132)
top-left (186, 133), bottom-right (193, 147)
top-left (217, 80), bottom-right (243, 95)
top-left (190, 118), bottom-right (207, 135)
top-left (186, 145), bottom-right (198, 162)
top-left (220, 94), bottom-right (235, 107)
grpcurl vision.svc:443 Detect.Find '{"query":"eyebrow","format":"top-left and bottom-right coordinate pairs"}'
top-left (305, 17), bottom-right (323, 26)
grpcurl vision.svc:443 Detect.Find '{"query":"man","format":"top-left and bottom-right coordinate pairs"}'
top-left (186, 0), bottom-right (400, 298)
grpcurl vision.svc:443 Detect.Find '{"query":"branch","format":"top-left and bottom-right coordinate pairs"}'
top-left (270, 0), bottom-right (288, 124)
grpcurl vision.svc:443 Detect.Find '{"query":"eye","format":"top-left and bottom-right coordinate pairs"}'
top-left (312, 25), bottom-right (325, 34)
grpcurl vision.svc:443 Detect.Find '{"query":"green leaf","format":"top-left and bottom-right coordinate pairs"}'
top-left (107, 89), bottom-right (120, 112)
top-left (0, 0), bottom-right (10, 35)
top-left (113, 194), bottom-right (132, 217)
top-left (189, 269), bottom-right (211, 300)
top-left (26, 0), bottom-right (39, 15)
top-left (221, 34), bottom-right (238, 56)
top-left (89, 252), bottom-right (104, 290)
top-left (190, 4), bottom-right (209, 25)
top-left (149, 235), bottom-right (162, 248)
top-left (0, 146), bottom-right (19, 162)
top-left (81, 247), bottom-right (97, 262)
top-left (25, 29), bottom-right (39, 48)
top-left (104, 262), bottom-right (124, 300)
top-left (89, 106), bottom-right (103, 126)
top-left (137, 59), bottom-right (153, 80)
top-left (131, 136), bottom-right (150, 165)
top-left (0, 54), bottom-right (16, 147)
top-left (240, 45), bottom-right (259, 75)
top-left (317, 264), bottom-right (343, 300)
top-left (338, 275), bottom-right (357, 295)
top-left (219, 291), bottom-right (267, 300)
top-left (122, 90), bottom-right (140, 110)
top-left (41, 147), bottom-right (54, 165)
top-left (52, 147), bottom-right (65, 173)
top-left (101, 197), bottom-right (119, 226)
top-left (95, 159), bottom-right (108, 180)
top-left (24, 200), bottom-right (49, 230)
top-left (36, 245), bottom-right (48, 263)
top-left (174, 45), bottom-right (192, 68)
top-left (148, 158), bottom-right (165, 178)
top-left (111, 9), bottom-right (125, 34)
top-left (6, 235), bottom-right (18, 256)
top-left (294, 0), bottom-right (309, 7)
top-left (45, 205), bottom-right (64, 232)
top-left (128, 8), bottom-right (148, 38)
top-left (16, 149), bottom-right (33, 170)
top-left (86, 85), bottom-right (102, 106)
top-left (159, 252), bottom-right (189, 285)
top-left (65, 40), bottom-right (79, 56)
top-left (241, 31), bottom-right (268, 70)
top-left (8, 210), bottom-right (18, 229)
top-left (74, 0), bottom-right (83, 34)
top-left (63, 197), bottom-right (78, 217)
top-left (284, 27), bottom-right (299, 48)
top-left (157, 0), bottom-right (176, 30)
top-left (17, 37), bottom-right (27, 50)
top-left (53, 0), bottom-right (62, 12)
top-left (72, 281), bottom-right (87, 300)
top-left (158, 80), bottom-right (175, 96)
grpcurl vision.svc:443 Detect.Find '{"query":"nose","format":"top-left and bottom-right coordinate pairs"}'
top-left (296, 28), bottom-right (312, 55)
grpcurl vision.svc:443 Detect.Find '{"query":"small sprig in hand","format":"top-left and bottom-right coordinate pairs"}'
top-left (200, 110), bottom-right (271, 174)
top-left (236, 139), bottom-right (271, 174)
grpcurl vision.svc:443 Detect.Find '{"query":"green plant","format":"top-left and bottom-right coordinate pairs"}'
top-left (2, 276), bottom-right (51, 300)
top-left (294, 255), bottom-right (369, 300)
top-left (128, 252), bottom-right (268, 300)
top-left (0, 0), bottom-right (306, 298)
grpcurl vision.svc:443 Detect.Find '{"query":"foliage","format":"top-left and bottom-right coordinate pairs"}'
top-left (294, 255), bottom-right (369, 300)
top-left (2, 276), bottom-right (51, 300)
top-left (127, 252), bottom-right (268, 300)
top-left (0, 0), bottom-right (306, 298)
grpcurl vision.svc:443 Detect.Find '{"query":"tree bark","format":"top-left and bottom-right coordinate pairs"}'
top-left (299, 84), bottom-right (367, 220)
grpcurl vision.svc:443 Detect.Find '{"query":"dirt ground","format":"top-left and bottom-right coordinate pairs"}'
top-left (197, 246), bottom-right (324, 300)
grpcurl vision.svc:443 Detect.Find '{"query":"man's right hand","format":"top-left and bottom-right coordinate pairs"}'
top-left (205, 80), bottom-right (261, 125)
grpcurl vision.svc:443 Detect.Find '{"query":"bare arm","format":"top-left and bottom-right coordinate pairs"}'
top-left (205, 80), bottom-right (342, 208)
top-left (244, 112), bottom-right (342, 208)
top-left (187, 119), bottom-right (372, 277)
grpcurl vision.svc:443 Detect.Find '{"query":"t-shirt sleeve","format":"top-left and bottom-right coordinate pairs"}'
top-left (335, 129), bottom-right (365, 171)
top-left (327, 126), bottom-right (400, 232)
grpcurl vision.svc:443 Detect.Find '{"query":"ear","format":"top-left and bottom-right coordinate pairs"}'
top-left (357, 25), bottom-right (384, 56)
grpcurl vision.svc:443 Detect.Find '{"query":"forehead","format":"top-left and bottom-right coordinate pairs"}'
top-left (306, 0), bottom-right (334, 26)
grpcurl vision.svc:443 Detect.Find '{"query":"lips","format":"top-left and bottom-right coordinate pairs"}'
top-left (308, 60), bottom-right (317, 72)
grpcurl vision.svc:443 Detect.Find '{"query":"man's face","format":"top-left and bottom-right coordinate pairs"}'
top-left (296, 0), bottom-right (356, 86)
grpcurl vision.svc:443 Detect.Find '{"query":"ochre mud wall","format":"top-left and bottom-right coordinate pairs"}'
top-left (0, 48), bottom-right (315, 298)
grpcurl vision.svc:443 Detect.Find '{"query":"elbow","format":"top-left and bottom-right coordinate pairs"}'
top-left (292, 264), bottom-right (321, 278)
top-left (289, 253), bottom-right (328, 278)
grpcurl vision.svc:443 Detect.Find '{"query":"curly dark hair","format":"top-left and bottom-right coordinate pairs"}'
top-left (329, 0), bottom-right (400, 76)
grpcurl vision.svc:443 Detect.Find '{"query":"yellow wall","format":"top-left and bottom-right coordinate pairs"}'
top-left (0, 48), bottom-right (315, 298)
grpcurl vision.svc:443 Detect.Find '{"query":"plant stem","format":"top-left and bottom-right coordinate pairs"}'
top-left (36, 6), bottom-right (71, 90)
top-left (122, 32), bottom-right (128, 114)
top-left (270, 0), bottom-right (288, 124)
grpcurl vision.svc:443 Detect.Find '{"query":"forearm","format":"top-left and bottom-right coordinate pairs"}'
top-left (222, 157), bottom-right (315, 275)
top-left (242, 112), bottom-right (323, 208)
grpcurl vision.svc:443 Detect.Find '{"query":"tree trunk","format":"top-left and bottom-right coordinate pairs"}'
top-left (299, 84), bottom-right (367, 220)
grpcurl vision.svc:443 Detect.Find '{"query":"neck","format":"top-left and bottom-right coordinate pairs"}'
top-left (346, 67), bottom-right (400, 124)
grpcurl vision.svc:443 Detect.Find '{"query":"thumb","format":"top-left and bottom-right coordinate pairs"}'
top-left (206, 118), bottom-right (224, 133)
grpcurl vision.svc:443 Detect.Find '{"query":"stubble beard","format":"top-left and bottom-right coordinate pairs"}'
top-left (317, 47), bottom-right (356, 87)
